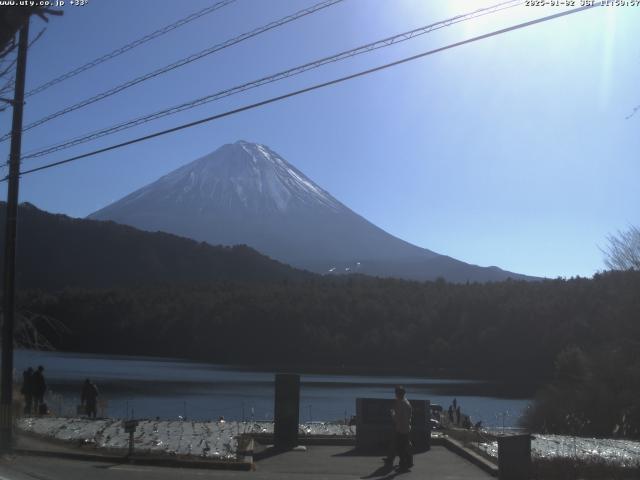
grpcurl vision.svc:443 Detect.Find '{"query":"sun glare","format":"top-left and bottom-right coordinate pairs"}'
top-left (431, 0), bottom-right (602, 38)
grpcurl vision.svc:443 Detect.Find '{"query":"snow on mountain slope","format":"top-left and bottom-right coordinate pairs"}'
top-left (110, 141), bottom-right (341, 215)
top-left (89, 141), bottom-right (532, 282)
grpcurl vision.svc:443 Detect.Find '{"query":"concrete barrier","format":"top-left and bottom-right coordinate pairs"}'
top-left (498, 434), bottom-right (531, 480)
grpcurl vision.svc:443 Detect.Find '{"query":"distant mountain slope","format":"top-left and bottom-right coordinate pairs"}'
top-left (0, 202), bottom-right (309, 291)
top-left (89, 140), bottom-right (535, 282)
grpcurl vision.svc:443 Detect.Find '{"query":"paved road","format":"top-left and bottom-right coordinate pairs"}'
top-left (0, 446), bottom-right (493, 480)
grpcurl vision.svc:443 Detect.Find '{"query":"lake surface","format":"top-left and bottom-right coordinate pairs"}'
top-left (15, 349), bottom-right (530, 428)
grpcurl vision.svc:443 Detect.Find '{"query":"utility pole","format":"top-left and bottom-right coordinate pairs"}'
top-left (0, 18), bottom-right (30, 453)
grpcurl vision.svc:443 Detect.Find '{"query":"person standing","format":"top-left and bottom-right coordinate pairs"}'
top-left (21, 367), bottom-right (34, 414)
top-left (32, 366), bottom-right (47, 414)
top-left (385, 386), bottom-right (413, 472)
top-left (81, 379), bottom-right (99, 419)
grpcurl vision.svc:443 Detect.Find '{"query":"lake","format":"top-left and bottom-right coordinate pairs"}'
top-left (15, 349), bottom-right (531, 428)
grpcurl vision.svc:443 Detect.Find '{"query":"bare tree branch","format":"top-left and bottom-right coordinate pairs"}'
top-left (0, 27), bottom-right (46, 113)
top-left (1, 309), bottom-right (69, 350)
top-left (601, 226), bottom-right (640, 271)
top-left (0, 55), bottom-right (16, 79)
top-left (0, 39), bottom-right (16, 61)
top-left (0, 75), bottom-right (14, 95)
top-left (625, 105), bottom-right (639, 120)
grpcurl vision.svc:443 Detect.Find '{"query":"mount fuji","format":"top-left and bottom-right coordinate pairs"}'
top-left (89, 141), bottom-right (532, 282)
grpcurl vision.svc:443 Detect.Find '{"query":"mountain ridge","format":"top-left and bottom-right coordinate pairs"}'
top-left (89, 141), bottom-right (536, 282)
top-left (0, 202), bottom-right (310, 291)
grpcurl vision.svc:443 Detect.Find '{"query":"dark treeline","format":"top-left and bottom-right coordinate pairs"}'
top-left (521, 344), bottom-right (640, 439)
top-left (19, 271), bottom-right (640, 439)
top-left (20, 271), bottom-right (639, 379)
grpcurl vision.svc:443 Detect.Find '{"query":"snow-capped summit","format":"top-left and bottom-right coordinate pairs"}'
top-left (155, 140), bottom-right (342, 213)
top-left (89, 141), bottom-right (532, 282)
top-left (111, 140), bottom-right (342, 215)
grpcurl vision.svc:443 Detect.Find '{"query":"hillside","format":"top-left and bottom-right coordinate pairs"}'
top-left (0, 202), bottom-right (310, 291)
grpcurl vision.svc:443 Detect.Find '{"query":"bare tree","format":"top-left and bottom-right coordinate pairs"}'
top-left (602, 225), bottom-right (640, 271)
top-left (15, 310), bottom-right (69, 350)
top-left (0, 6), bottom-right (59, 58)
top-left (0, 309), bottom-right (69, 350)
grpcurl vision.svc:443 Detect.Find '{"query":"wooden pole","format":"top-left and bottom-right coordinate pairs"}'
top-left (0, 18), bottom-right (30, 453)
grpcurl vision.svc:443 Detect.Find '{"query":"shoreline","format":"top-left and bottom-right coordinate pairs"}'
top-left (16, 347), bottom-right (540, 397)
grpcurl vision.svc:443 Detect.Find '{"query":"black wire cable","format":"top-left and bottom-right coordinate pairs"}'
top-left (0, 57), bottom-right (17, 83)
top-left (10, 3), bottom-right (599, 180)
top-left (0, 0), bottom-right (344, 142)
top-left (24, 0), bottom-right (236, 98)
top-left (0, 28), bottom-right (46, 113)
top-left (0, 75), bottom-right (14, 97)
top-left (20, 0), bottom-right (522, 161)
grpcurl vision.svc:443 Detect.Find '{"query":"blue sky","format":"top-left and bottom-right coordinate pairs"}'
top-left (1, 0), bottom-right (638, 279)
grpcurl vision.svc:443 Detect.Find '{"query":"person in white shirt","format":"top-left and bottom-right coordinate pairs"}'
top-left (385, 385), bottom-right (413, 471)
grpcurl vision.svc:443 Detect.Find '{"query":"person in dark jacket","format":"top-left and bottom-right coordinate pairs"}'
top-left (21, 367), bottom-right (34, 414)
top-left (81, 379), bottom-right (99, 419)
top-left (32, 366), bottom-right (46, 414)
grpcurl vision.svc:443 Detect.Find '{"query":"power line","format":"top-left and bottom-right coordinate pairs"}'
top-left (20, 0), bottom-right (522, 161)
top-left (0, 28), bottom-right (47, 114)
top-left (1, 0), bottom-right (345, 142)
top-left (0, 76), bottom-right (14, 96)
top-left (0, 56), bottom-right (17, 81)
top-left (12, 3), bottom-right (600, 180)
top-left (24, 0), bottom-right (236, 98)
